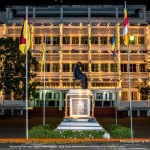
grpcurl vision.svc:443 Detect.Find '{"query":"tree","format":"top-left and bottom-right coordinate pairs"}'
top-left (0, 37), bottom-right (40, 100)
top-left (137, 83), bottom-right (150, 100)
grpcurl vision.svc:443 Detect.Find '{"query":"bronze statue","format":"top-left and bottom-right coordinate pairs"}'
top-left (73, 62), bottom-right (88, 89)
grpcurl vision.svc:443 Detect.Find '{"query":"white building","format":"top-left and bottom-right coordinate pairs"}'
top-left (0, 5), bottom-right (150, 111)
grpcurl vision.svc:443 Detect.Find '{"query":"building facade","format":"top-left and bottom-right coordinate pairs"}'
top-left (0, 5), bottom-right (150, 109)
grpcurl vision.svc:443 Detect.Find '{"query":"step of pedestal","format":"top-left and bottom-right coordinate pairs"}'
top-left (56, 118), bottom-right (103, 131)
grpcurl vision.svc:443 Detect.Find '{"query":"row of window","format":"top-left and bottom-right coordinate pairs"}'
top-left (33, 36), bottom-right (145, 45)
top-left (37, 63), bottom-right (146, 72)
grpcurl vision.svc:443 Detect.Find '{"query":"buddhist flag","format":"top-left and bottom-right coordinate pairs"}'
top-left (41, 42), bottom-right (45, 66)
top-left (19, 19), bottom-right (31, 55)
top-left (123, 1), bottom-right (129, 46)
top-left (111, 35), bottom-right (116, 60)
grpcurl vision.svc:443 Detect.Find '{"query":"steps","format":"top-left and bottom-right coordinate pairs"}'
top-left (56, 118), bottom-right (103, 131)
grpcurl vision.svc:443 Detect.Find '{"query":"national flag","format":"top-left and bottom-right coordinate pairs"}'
top-left (123, 2), bottom-right (129, 46)
top-left (41, 42), bottom-right (45, 66)
top-left (19, 18), bottom-right (31, 54)
top-left (111, 35), bottom-right (116, 59)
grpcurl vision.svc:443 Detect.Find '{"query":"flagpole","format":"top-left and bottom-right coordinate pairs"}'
top-left (124, 1), bottom-right (133, 139)
top-left (128, 45), bottom-right (133, 138)
top-left (43, 32), bottom-right (46, 126)
top-left (25, 7), bottom-right (29, 139)
top-left (114, 57), bottom-right (117, 125)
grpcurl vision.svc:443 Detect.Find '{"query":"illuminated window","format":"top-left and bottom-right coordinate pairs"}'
top-left (63, 63), bottom-right (70, 72)
top-left (101, 63), bottom-right (108, 72)
top-left (81, 37), bottom-right (88, 44)
top-left (91, 37), bottom-right (98, 44)
top-left (110, 64), bottom-right (118, 72)
top-left (138, 36), bottom-right (144, 44)
top-left (81, 63), bottom-right (88, 72)
top-left (46, 37), bottom-right (51, 44)
top-left (120, 36), bottom-right (124, 44)
top-left (53, 37), bottom-right (60, 44)
top-left (129, 35), bottom-right (136, 44)
top-left (52, 63), bottom-right (59, 72)
top-left (130, 64), bottom-right (136, 72)
top-left (72, 37), bottom-right (79, 44)
top-left (34, 37), bottom-right (42, 44)
top-left (91, 64), bottom-right (98, 72)
top-left (63, 37), bottom-right (70, 44)
top-left (121, 92), bottom-right (128, 100)
top-left (139, 64), bottom-right (146, 72)
top-left (100, 37), bottom-right (107, 44)
top-left (121, 64), bottom-right (127, 72)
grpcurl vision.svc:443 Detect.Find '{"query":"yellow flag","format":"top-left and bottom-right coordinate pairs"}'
top-left (19, 19), bottom-right (31, 54)
top-left (41, 42), bottom-right (45, 66)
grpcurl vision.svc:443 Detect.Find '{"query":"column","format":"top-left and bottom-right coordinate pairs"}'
top-left (65, 95), bottom-right (68, 117)
top-left (59, 24), bottom-right (63, 88)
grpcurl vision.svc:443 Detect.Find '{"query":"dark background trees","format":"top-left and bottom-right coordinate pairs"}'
top-left (0, 37), bottom-right (40, 100)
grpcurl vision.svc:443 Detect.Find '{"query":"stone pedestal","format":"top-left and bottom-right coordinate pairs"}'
top-left (65, 89), bottom-right (94, 118)
top-left (56, 89), bottom-right (109, 138)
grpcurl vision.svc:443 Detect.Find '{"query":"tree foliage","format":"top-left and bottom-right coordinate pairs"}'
top-left (0, 37), bottom-right (40, 100)
top-left (138, 84), bottom-right (150, 100)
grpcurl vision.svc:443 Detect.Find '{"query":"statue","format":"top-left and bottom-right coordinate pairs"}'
top-left (73, 62), bottom-right (88, 89)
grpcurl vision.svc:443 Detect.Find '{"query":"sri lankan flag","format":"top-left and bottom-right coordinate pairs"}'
top-left (19, 19), bottom-right (31, 55)
top-left (123, 2), bottom-right (129, 46)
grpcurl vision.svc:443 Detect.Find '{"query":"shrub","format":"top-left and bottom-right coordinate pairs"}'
top-left (28, 125), bottom-right (105, 138)
top-left (105, 124), bottom-right (134, 138)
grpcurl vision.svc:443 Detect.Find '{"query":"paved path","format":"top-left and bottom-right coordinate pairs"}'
top-left (0, 116), bottom-right (150, 149)
top-left (0, 116), bottom-right (150, 138)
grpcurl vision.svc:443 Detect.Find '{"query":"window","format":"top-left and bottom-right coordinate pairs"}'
top-left (96, 93), bottom-right (103, 99)
top-left (81, 63), bottom-right (88, 72)
top-left (140, 64), bottom-right (146, 72)
top-left (101, 63), bottom-right (108, 72)
top-left (130, 64), bottom-right (136, 72)
top-left (53, 37), bottom-right (60, 44)
top-left (72, 37), bottom-right (79, 44)
top-left (131, 92), bottom-right (137, 100)
top-left (91, 64), bottom-right (98, 72)
top-left (35, 63), bottom-right (41, 72)
top-left (121, 92), bottom-right (128, 100)
top-left (109, 93), bottom-right (113, 100)
top-left (63, 37), bottom-right (70, 44)
top-left (129, 36), bottom-right (136, 44)
top-left (35, 37), bottom-right (42, 44)
top-left (100, 37), bottom-right (107, 44)
top-left (138, 37), bottom-right (144, 44)
top-left (109, 37), bottom-right (114, 44)
top-left (63, 63), bottom-right (70, 72)
top-left (42, 63), bottom-right (50, 72)
top-left (91, 37), bottom-right (98, 44)
top-left (120, 36), bottom-right (124, 44)
top-left (110, 64), bottom-right (117, 72)
top-left (121, 64), bottom-right (127, 72)
top-left (46, 64), bottom-right (50, 72)
top-left (52, 63), bottom-right (59, 72)
top-left (81, 37), bottom-right (88, 44)
top-left (72, 63), bottom-right (76, 72)
top-left (46, 37), bottom-right (51, 44)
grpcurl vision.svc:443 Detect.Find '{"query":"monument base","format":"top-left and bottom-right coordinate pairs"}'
top-left (56, 117), bottom-right (110, 138)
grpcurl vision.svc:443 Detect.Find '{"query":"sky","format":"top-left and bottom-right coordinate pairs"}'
top-left (0, 0), bottom-right (150, 10)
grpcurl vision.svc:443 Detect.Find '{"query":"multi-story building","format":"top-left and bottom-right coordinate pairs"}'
top-left (0, 5), bottom-right (150, 111)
